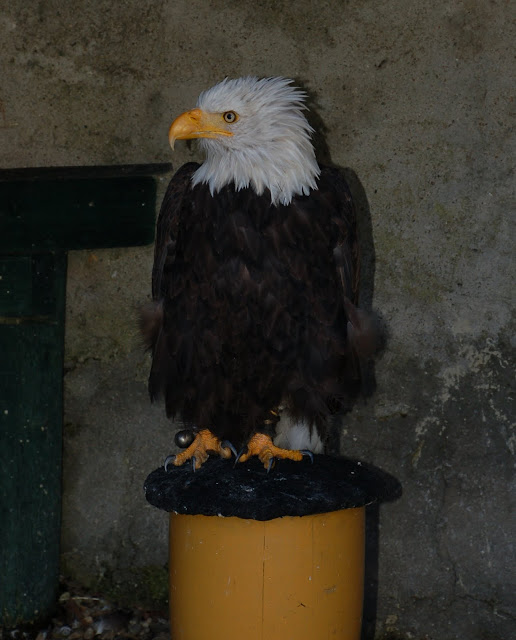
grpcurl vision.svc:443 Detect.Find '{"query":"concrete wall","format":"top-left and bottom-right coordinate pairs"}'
top-left (1, 1), bottom-right (514, 638)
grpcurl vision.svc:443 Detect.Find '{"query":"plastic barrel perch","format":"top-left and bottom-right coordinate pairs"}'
top-left (145, 455), bottom-right (400, 640)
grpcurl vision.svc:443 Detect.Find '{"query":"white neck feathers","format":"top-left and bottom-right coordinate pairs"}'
top-left (190, 77), bottom-right (320, 206)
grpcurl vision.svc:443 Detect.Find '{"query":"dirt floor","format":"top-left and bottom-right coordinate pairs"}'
top-left (0, 578), bottom-right (169, 640)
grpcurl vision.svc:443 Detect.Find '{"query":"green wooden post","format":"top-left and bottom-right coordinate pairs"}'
top-left (0, 164), bottom-right (171, 626)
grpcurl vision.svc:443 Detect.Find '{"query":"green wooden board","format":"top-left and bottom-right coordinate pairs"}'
top-left (0, 177), bottom-right (157, 252)
top-left (0, 165), bottom-right (168, 626)
top-left (0, 254), bottom-right (65, 318)
top-left (0, 252), bottom-right (66, 626)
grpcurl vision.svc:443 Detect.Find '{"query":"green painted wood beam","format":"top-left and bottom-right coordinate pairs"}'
top-left (0, 164), bottom-right (170, 626)
top-left (0, 252), bottom-right (66, 626)
top-left (0, 164), bottom-right (172, 252)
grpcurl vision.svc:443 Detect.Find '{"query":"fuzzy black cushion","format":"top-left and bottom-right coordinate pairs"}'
top-left (144, 455), bottom-right (401, 521)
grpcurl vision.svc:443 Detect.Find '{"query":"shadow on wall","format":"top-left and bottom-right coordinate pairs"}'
top-left (360, 470), bottom-right (402, 640)
top-left (304, 88), bottom-right (396, 640)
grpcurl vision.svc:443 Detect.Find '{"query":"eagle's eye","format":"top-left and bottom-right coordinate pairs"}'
top-left (223, 111), bottom-right (238, 124)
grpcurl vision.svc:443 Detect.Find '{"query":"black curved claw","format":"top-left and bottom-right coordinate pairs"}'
top-left (300, 449), bottom-right (314, 463)
top-left (233, 448), bottom-right (247, 467)
top-left (266, 457), bottom-right (275, 474)
top-left (191, 456), bottom-right (197, 472)
top-left (221, 440), bottom-right (238, 458)
top-left (164, 454), bottom-right (176, 472)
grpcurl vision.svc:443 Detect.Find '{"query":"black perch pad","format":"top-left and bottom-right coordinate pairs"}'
top-left (144, 455), bottom-right (401, 521)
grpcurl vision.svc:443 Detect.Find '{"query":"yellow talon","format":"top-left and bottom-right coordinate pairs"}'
top-left (171, 429), bottom-right (233, 470)
top-left (237, 432), bottom-right (305, 469)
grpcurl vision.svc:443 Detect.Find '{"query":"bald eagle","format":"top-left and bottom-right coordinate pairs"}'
top-left (142, 76), bottom-right (374, 471)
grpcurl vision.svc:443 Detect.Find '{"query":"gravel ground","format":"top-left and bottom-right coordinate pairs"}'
top-left (0, 579), bottom-right (169, 640)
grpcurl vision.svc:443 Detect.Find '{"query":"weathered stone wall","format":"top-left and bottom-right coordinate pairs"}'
top-left (1, 1), bottom-right (514, 637)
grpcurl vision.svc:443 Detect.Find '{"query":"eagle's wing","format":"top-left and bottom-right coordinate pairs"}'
top-left (140, 163), bottom-right (199, 359)
top-left (323, 166), bottom-right (376, 359)
top-left (323, 166), bottom-right (361, 304)
top-left (152, 162), bottom-right (200, 300)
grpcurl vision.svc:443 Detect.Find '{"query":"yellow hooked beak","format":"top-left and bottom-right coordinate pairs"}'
top-left (168, 108), bottom-right (234, 149)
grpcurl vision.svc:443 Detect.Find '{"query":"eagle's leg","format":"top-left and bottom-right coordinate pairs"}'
top-left (165, 429), bottom-right (233, 471)
top-left (236, 432), bottom-right (313, 471)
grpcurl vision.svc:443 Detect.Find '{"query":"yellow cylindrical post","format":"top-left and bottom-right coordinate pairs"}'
top-left (169, 507), bottom-right (365, 640)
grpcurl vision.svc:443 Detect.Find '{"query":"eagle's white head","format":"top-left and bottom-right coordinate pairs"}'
top-left (168, 76), bottom-right (320, 206)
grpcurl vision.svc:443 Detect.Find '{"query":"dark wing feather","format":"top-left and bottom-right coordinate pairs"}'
top-left (321, 166), bottom-right (376, 359)
top-left (139, 163), bottom-right (199, 358)
top-left (152, 162), bottom-right (200, 300)
top-left (322, 167), bottom-right (360, 305)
